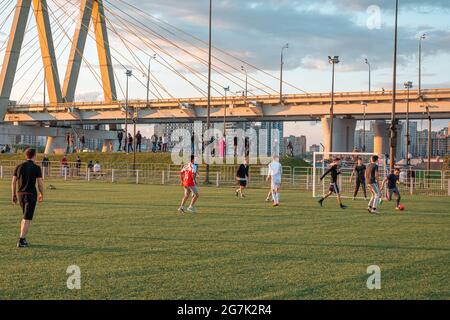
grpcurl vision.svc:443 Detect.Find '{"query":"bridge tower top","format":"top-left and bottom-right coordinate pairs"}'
top-left (0, 0), bottom-right (116, 118)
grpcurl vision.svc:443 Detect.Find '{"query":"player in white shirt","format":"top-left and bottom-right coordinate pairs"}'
top-left (266, 156), bottom-right (282, 207)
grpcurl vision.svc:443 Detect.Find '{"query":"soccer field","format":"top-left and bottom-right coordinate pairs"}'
top-left (0, 180), bottom-right (449, 300)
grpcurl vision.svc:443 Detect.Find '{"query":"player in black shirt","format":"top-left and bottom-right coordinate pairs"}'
top-left (235, 159), bottom-right (249, 198)
top-left (365, 155), bottom-right (381, 214)
top-left (350, 158), bottom-right (367, 200)
top-left (381, 168), bottom-right (402, 209)
top-left (12, 148), bottom-right (44, 248)
top-left (318, 158), bottom-right (347, 209)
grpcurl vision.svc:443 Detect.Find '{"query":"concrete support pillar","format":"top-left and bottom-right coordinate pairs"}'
top-left (373, 120), bottom-right (390, 155)
top-left (45, 136), bottom-right (66, 155)
top-left (102, 139), bottom-right (113, 153)
top-left (321, 117), bottom-right (357, 153)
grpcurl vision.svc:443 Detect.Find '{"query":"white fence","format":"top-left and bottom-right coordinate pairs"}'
top-left (0, 160), bottom-right (448, 196)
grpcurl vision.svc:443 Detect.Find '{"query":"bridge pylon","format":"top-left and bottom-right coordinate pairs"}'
top-left (0, 0), bottom-right (116, 122)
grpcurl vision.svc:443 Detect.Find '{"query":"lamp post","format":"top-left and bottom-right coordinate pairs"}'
top-left (133, 110), bottom-right (137, 170)
top-left (205, 0), bottom-right (213, 184)
top-left (280, 43), bottom-right (289, 104)
top-left (328, 55), bottom-right (340, 153)
top-left (365, 58), bottom-right (371, 94)
top-left (361, 102), bottom-right (367, 152)
top-left (241, 65), bottom-right (248, 103)
top-left (421, 105), bottom-right (437, 182)
top-left (223, 86), bottom-right (230, 137)
top-left (145, 54), bottom-right (157, 107)
top-left (125, 69), bottom-right (132, 154)
top-left (404, 81), bottom-right (413, 165)
top-left (418, 33), bottom-right (426, 98)
top-left (389, 0), bottom-right (399, 172)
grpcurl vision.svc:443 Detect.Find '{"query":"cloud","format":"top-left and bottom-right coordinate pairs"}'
top-left (120, 0), bottom-right (450, 74)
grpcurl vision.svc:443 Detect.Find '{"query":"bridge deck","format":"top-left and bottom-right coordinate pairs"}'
top-left (4, 89), bottom-right (450, 124)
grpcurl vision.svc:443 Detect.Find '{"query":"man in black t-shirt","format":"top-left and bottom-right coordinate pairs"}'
top-left (318, 158), bottom-right (347, 209)
top-left (381, 168), bottom-right (402, 210)
top-left (350, 158), bottom-right (367, 200)
top-left (235, 159), bottom-right (250, 198)
top-left (12, 148), bottom-right (44, 248)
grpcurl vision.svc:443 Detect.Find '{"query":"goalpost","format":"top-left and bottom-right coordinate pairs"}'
top-left (312, 152), bottom-right (388, 198)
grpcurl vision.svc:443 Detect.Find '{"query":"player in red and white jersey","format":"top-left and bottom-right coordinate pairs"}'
top-left (178, 155), bottom-right (199, 214)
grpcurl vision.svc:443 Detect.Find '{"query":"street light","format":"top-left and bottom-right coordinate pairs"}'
top-left (389, 0), bottom-right (399, 172)
top-left (404, 81), bottom-right (413, 165)
top-left (205, 0), bottom-right (213, 184)
top-left (125, 69), bottom-right (132, 153)
top-left (328, 55), bottom-right (340, 153)
top-left (365, 58), bottom-right (371, 94)
top-left (419, 33), bottom-right (426, 98)
top-left (241, 65), bottom-right (248, 103)
top-left (280, 43), bottom-right (289, 104)
top-left (361, 102), bottom-right (367, 152)
top-left (420, 105), bottom-right (438, 181)
top-left (223, 86), bottom-right (230, 136)
top-left (144, 54), bottom-right (157, 107)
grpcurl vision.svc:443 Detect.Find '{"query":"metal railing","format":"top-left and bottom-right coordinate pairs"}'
top-left (0, 161), bottom-right (448, 196)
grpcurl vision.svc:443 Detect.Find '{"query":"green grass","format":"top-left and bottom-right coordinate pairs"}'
top-left (0, 180), bottom-right (449, 300)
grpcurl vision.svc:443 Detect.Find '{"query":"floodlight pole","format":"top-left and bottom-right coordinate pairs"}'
top-left (389, 0), bottom-right (399, 172)
top-left (280, 43), bottom-right (288, 104)
top-left (404, 81), bottom-right (413, 165)
top-left (205, 0), bottom-right (212, 183)
top-left (125, 70), bottom-right (132, 153)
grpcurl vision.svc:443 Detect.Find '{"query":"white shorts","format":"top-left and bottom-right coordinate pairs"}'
top-left (271, 179), bottom-right (281, 190)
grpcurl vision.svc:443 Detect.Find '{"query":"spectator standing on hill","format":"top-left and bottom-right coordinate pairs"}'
top-left (87, 160), bottom-right (94, 172)
top-left (79, 135), bottom-right (85, 151)
top-left (135, 131), bottom-right (142, 153)
top-left (117, 131), bottom-right (123, 152)
top-left (151, 134), bottom-right (158, 152)
top-left (162, 134), bottom-right (168, 152)
top-left (41, 154), bottom-right (50, 178)
top-left (127, 133), bottom-right (133, 153)
top-left (158, 136), bottom-right (163, 152)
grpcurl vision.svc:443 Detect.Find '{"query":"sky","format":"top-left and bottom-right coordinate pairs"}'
top-left (1, 0), bottom-right (450, 145)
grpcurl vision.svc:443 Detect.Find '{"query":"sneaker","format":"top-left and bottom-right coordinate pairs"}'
top-left (371, 209), bottom-right (378, 214)
top-left (352, 197), bottom-right (356, 201)
top-left (340, 205), bottom-right (348, 210)
top-left (17, 238), bottom-right (29, 248)
top-left (273, 203), bottom-right (279, 207)
top-left (178, 207), bottom-right (185, 214)
top-left (187, 207), bottom-right (196, 213)
top-left (235, 191), bottom-right (239, 197)
top-left (265, 197), bottom-right (271, 202)
top-left (241, 194), bottom-right (245, 198)
top-left (318, 199), bottom-right (324, 207)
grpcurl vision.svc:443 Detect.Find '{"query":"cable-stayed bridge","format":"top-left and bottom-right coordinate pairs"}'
top-left (0, 0), bottom-right (449, 155)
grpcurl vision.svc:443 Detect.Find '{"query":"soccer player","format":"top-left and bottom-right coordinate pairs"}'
top-left (11, 148), bottom-right (44, 248)
top-left (366, 155), bottom-right (381, 214)
top-left (381, 168), bottom-right (402, 210)
top-left (350, 158), bottom-right (367, 200)
top-left (266, 156), bottom-right (282, 206)
top-left (318, 158), bottom-right (347, 209)
top-left (235, 158), bottom-right (249, 198)
top-left (178, 155), bottom-right (199, 214)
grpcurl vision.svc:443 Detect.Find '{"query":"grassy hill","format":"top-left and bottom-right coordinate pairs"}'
top-left (0, 151), bottom-right (311, 168)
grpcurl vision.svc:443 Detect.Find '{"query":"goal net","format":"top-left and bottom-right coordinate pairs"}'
top-left (312, 152), bottom-right (388, 199)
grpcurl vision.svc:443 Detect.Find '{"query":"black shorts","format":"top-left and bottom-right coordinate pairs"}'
top-left (387, 188), bottom-right (400, 199)
top-left (18, 193), bottom-right (37, 221)
top-left (238, 180), bottom-right (247, 187)
top-left (329, 183), bottom-right (340, 194)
